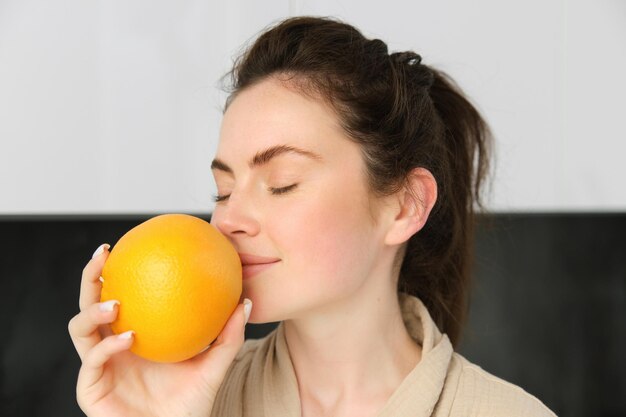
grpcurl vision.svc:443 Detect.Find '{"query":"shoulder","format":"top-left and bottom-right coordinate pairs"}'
top-left (236, 337), bottom-right (267, 361)
top-left (224, 336), bottom-right (270, 377)
top-left (211, 335), bottom-right (274, 416)
top-left (221, 330), bottom-right (280, 381)
top-left (444, 353), bottom-right (557, 417)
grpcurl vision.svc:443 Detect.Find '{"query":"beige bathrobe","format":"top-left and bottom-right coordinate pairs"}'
top-left (211, 293), bottom-right (557, 416)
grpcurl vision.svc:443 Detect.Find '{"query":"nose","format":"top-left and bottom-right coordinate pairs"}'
top-left (211, 193), bottom-right (261, 237)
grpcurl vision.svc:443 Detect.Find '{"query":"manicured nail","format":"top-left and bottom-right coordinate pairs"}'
top-left (118, 330), bottom-right (134, 340)
top-left (92, 243), bottom-right (110, 259)
top-left (243, 298), bottom-right (252, 324)
top-left (99, 300), bottom-right (119, 312)
top-left (99, 276), bottom-right (105, 283)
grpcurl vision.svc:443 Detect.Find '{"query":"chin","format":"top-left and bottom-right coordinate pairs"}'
top-left (245, 300), bottom-right (295, 326)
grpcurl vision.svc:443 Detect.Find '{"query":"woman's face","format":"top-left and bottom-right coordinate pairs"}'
top-left (210, 77), bottom-right (392, 323)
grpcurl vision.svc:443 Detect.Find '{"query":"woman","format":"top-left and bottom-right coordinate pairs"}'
top-left (69, 16), bottom-right (556, 417)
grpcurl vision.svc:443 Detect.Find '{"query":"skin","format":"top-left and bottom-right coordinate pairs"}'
top-left (68, 244), bottom-right (249, 417)
top-left (211, 76), bottom-right (438, 417)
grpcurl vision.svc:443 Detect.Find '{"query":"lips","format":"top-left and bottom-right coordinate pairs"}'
top-left (238, 253), bottom-right (281, 280)
top-left (238, 253), bottom-right (281, 265)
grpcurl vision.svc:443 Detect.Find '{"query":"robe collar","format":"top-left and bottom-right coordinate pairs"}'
top-left (259, 293), bottom-right (453, 416)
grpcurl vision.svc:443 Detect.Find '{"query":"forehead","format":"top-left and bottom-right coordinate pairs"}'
top-left (218, 78), bottom-right (345, 158)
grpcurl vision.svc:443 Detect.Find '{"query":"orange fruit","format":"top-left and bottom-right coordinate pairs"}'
top-left (100, 213), bottom-right (242, 363)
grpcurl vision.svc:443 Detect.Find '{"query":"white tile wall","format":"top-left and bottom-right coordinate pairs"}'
top-left (1, 0), bottom-right (624, 213)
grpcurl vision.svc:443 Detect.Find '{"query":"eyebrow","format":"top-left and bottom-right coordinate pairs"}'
top-left (211, 144), bottom-right (322, 174)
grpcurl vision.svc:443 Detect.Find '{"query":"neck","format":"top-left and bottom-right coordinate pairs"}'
top-left (283, 275), bottom-right (422, 415)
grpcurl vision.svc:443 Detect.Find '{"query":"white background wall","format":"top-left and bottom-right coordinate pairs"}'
top-left (1, 0), bottom-right (624, 214)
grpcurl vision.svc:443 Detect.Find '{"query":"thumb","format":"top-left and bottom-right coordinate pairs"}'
top-left (214, 298), bottom-right (252, 348)
top-left (194, 299), bottom-right (252, 386)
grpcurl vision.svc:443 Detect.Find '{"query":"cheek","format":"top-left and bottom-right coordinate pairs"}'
top-left (273, 178), bottom-right (377, 290)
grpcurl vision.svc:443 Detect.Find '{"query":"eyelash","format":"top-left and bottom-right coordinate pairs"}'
top-left (212, 184), bottom-right (298, 203)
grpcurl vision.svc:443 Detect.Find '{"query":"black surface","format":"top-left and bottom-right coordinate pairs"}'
top-left (1, 213), bottom-right (624, 416)
top-left (462, 214), bottom-right (626, 417)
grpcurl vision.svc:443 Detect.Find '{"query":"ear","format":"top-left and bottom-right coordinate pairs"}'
top-left (384, 167), bottom-right (437, 246)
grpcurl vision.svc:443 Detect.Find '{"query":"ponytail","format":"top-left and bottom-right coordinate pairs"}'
top-left (398, 68), bottom-right (492, 347)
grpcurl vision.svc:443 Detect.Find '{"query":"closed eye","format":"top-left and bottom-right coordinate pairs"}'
top-left (212, 183), bottom-right (298, 203)
top-left (269, 183), bottom-right (298, 195)
top-left (212, 193), bottom-right (229, 203)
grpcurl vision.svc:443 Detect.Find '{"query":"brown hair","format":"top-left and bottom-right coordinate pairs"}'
top-left (223, 16), bottom-right (492, 347)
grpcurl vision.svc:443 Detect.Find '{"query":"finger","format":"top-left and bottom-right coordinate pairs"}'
top-left (77, 331), bottom-right (134, 392)
top-left (99, 323), bottom-right (114, 338)
top-left (79, 243), bottom-right (110, 312)
top-left (195, 299), bottom-right (251, 383)
top-left (68, 300), bottom-right (120, 361)
top-left (211, 298), bottom-right (251, 350)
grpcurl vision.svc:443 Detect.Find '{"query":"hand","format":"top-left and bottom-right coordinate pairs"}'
top-left (68, 244), bottom-right (251, 417)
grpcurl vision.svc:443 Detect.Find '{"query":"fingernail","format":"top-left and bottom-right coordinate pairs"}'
top-left (118, 330), bottom-right (134, 340)
top-left (99, 276), bottom-right (105, 283)
top-left (243, 298), bottom-right (252, 324)
top-left (92, 243), bottom-right (110, 259)
top-left (99, 300), bottom-right (119, 312)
